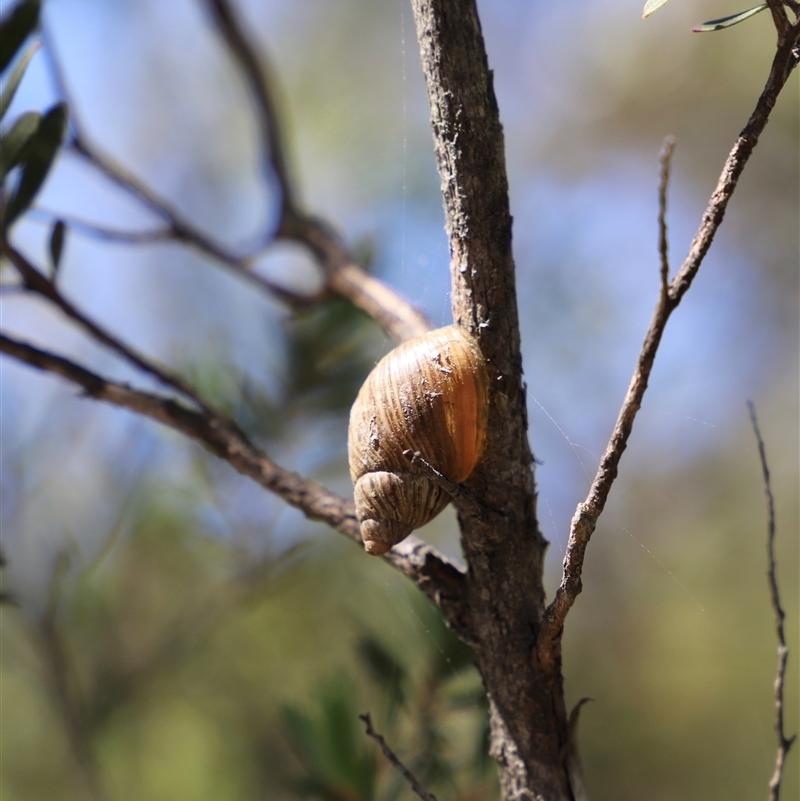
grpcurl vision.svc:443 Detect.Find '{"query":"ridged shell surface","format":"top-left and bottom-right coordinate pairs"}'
top-left (348, 325), bottom-right (489, 554)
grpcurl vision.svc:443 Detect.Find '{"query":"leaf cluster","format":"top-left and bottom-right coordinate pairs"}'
top-left (0, 0), bottom-right (67, 240)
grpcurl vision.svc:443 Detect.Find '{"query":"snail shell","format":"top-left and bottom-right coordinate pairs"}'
top-left (348, 325), bottom-right (489, 555)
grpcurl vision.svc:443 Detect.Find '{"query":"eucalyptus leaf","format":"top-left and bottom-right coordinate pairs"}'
top-left (0, 0), bottom-right (40, 74)
top-left (0, 109), bottom-right (39, 178)
top-left (0, 40), bottom-right (39, 121)
top-left (49, 219), bottom-right (65, 274)
top-left (642, 0), bottom-right (672, 19)
top-left (2, 101), bottom-right (67, 230)
top-left (692, 3), bottom-right (768, 32)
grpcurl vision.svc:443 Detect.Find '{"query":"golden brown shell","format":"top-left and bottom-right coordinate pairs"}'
top-left (347, 325), bottom-right (489, 555)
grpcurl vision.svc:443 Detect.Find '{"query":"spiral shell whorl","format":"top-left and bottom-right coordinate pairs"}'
top-left (348, 325), bottom-right (489, 554)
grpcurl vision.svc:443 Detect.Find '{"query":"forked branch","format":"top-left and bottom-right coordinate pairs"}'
top-left (0, 332), bottom-right (467, 627)
top-left (42, 4), bottom-right (430, 342)
top-left (538, 17), bottom-right (800, 662)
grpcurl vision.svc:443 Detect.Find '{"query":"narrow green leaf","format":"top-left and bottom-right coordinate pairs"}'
top-left (0, 40), bottom-right (39, 121)
top-left (0, 0), bottom-right (40, 73)
top-left (692, 3), bottom-right (768, 32)
top-left (281, 704), bottom-right (324, 773)
top-left (0, 109), bottom-right (39, 178)
top-left (49, 218), bottom-right (65, 274)
top-left (356, 635), bottom-right (406, 695)
top-left (642, 0), bottom-right (672, 19)
top-left (1, 101), bottom-right (67, 230)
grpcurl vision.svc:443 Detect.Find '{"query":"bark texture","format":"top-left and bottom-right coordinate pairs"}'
top-left (410, 2), bottom-right (571, 799)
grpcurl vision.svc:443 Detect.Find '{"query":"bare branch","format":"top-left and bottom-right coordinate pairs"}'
top-left (747, 402), bottom-right (796, 801)
top-left (31, 210), bottom-right (174, 245)
top-left (538, 22), bottom-right (800, 663)
top-left (65, 138), bottom-right (318, 307)
top-left (198, 0), bottom-right (430, 340)
top-left (279, 215), bottom-right (431, 341)
top-left (42, 12), bottom-right (430, 342)
top-left (657, 136), bottom-right (676, 291)
top-left (766, 0), bottom-right (792, 36)
top-left (200, 0), bottom-right (297, 220)
top-left (0, 332), bottom-right (467, 625)
top-left (669, 20), bottom-right (800, 304)
top-left (0, 239), bottom-right (214, 414)
top-left (403, 449), bottom-right (468, 504)
top-left (359, 713), bottom-right (438, 801)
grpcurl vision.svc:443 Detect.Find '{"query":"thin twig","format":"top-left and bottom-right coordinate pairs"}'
top-left (537, 20), bottom-right (800, 666)
top-left (747, 402), bottom-right (796, 801)
top-left (199, 0), bottom-right (431, 339)
top-left (359, 713), bottom-right (438, 801)
top-left (26, 207), bottom-right (325, 307)
top-left (279, 214), bottom-right (431, 341)
top-left (0, 332), bottom-right (469, 628)
top-left (41, 12), bottom-right (430, 342)
top-left (0, 239), bottom-right (216, 413)
top-left (402, 449), bottom-right (486, 523)
top-left (668, 20), bottom-right (800, 305)
top-left (39, 22), bottom-right (327, 307)
top-left (65, 140), bottom-right (318, 307)
top-left (657, 136), bottom-right (675, 291)
top-left (31, 209), bottom-right (174, 245)
top-left (201, 0), bottom-right (297, 221)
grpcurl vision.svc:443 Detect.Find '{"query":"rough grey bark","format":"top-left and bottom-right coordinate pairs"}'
top-left (410, 2), bottom-right (571, 799)
top-left (409, 1), bottom-right (800, 800)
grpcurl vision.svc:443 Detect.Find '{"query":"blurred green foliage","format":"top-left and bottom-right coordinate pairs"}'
top-left (183, 297), bottom-right (384, 445)
top-left (1, 493), bottom-right (496, 801)
top-left (0, 0), bottom-right (797, 800)
top-left (1, 0), bottom-right (68, 231)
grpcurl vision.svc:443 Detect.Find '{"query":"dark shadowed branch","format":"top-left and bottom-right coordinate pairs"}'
top-left (747, 402), bottom-right (796, 801)
top-left (201, 0), bottom-right (297, 220)
top-left (537, 15), bottom-right (800, 664)
top-left (359, 713), bottom-right (438, 801)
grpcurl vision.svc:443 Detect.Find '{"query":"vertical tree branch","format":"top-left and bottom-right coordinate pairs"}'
top-left (657, 136), bottom-right (676, 290)
top-left (747, 402), bottom-right (796, 801)
top-left (410, 2), bottom-right (565, 799)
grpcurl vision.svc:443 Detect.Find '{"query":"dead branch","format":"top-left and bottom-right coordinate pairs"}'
top-left (657, 136), bottom-right (676, 290)
top-left (199, 0), bottom-right (431, 340)
top-left (201, 0), bottom-right (297, 220)
top-left (359, 712), bottom-right (438, 801)
top-left (747, 402), bottom-right (796, 801)
top-left (1, 239), bottom-right (214, 414)
top-left (538, 17), bottom-right (800, 663)
top-left (41, 10), bottom-right (430, 342)
top-left (0, 332), bottom-right (468, 629)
